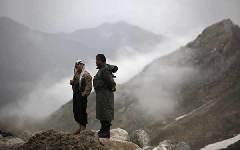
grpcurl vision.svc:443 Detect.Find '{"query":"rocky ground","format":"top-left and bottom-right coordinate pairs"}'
top-left (0, 128), bottom-right (191, 150)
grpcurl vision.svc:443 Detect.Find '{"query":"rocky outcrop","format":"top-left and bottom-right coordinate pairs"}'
top-left (0, 128), bottom-right (142, 150)
top-left (131, 129), bottom-right (151, 148)
top-left (0, 130), bottom-right (24, 150)
top-left (0, 128), bottom-right (193, 150)
top-left (0, 137), bottom-right (24, 146)
top-left (110, 128), bottom-right (130, 141)
top-left (100, 138), bottom-right (140, 150)
top-left (150, 19), bottom-right (240, 150)
top-left (99, 128), bottom-right (140, 150)
top-left (21, 129), bottom-right (105, 150)
top-left (136, 140), bottom-right (191, 150)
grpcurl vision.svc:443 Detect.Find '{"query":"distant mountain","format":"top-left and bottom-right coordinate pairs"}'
top-left (61, 21), bottom-right (162, 58)
top-left (0, 17), bottom-right (91, 110)
top-left (0, 17), bottom-right (162, 113)
top-left (46, 19), bottom-right (240, 149)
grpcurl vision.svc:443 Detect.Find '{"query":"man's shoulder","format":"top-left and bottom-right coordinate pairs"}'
top-left (102, 65), bottom-right (112, 73)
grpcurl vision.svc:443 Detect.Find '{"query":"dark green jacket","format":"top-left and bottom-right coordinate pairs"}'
top-left (93, 63), bottom-right (115, 121)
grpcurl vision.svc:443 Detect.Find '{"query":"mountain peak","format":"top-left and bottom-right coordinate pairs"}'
top-left (187, 19), bottom-right (240, 49)
top-left (204, 18), bottom-right (235, 34)
top-left (221, 18), bottom-right (234, 27)
top-left (98, 21), bottom-right (136, 29)
top-left (111, 20), bottom-right (132, 26)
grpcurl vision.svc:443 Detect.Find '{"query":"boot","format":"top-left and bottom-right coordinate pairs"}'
top-left (98, 125), bottom-right (104, 136)
top-left (97, 129), bottom-right (103, 136)
top-left (98, 130), bottom-right (110, 138)
top-left (98, 121), bottom-right (110, 138)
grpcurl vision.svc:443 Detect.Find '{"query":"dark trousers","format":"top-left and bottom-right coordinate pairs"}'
top-left (73, 92), bottom-right (88, 126)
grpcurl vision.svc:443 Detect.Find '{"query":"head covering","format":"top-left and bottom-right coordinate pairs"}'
top-left (75, 60), bottom-right (85, 65)
top-left (74, 60), bottom-right (86, 86)
top-left (96, 54), bottom-right (106, 63)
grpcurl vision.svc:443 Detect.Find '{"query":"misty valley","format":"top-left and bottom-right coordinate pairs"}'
top-left (1, 8), bottom-right (240, 150)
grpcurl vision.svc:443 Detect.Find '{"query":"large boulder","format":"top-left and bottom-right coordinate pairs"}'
top-left (110, 128), bottom-right (130, 141)
top-left (131, 129), bottom-right (151, 148)
top-left (99, 128), bottom-right (140, 150)
top-left (100, 138), bottom-right (140, 150)
top-left (153, 140), bottom-right (191, 150)
top-left (0, 137), bottom-right (24, 146)
top-left (0, 130), bottom-right (24, 150)
top-left (0, 128), bottom-right (142, 150)
top-left (19, 129), bottom-right (106, 150)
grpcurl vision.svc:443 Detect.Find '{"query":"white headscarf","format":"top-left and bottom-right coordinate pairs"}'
top-left (79, 66), bottom-right (86, 86)
top-left (74, 60), bottom-right (86, 86)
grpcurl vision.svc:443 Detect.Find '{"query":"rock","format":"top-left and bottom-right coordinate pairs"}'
top-left (131, 129), bottom-right (151, 148)
top-left (1, 129), bottom-right (142, 150)
top-left (0, 136), bottom-right (24, 150)
top-left (138, 146), bottom-right (155, 150)
top-left (153, 140), bottom-right (191, 150)
top-left (20, 129), bottom-right (106, 150)
top-left (144, 146), bottom-right (155, 150)
top-left (97, 128), bottom-right (140, 149)
top-left (0, 131), bottom-right (13, 137)
top-left (4, 138), bottom-right (24, 145)
top-left (110, 128), bottom-right (130, 141)
top-left (0, 130), bottom-right (24, 149)
top-left (100, 138), bottom-right (140, 150)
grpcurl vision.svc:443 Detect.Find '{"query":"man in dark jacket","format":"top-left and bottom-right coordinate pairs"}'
top-left (70, 60), bottom-right (92, 134)
top-left (93, 54), bottom-right (117, 138)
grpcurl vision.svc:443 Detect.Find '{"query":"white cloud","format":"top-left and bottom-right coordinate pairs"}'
top-left (0, 75), bottom-right (72, 119)
top-left (108, 34), bottom-right (194, 84)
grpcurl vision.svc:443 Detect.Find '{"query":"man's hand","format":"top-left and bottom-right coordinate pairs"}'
top-left (70, 80), bottom-right (74, 85)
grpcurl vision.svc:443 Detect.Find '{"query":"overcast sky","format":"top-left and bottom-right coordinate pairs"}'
top-left (1, 0), bottom-right (240, 123)
top-left (0, 0), bottom-right (240, 35)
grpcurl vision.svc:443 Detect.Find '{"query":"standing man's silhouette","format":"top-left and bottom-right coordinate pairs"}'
top-left (70, 60), bottom-right (92, 134)
top-left (93, 54), bottom-right (117, 138)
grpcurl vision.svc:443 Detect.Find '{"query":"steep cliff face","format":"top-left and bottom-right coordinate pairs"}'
top-left (149, 19), bottom-right (240, 149)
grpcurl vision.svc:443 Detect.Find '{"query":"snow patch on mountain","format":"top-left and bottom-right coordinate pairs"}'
top-left (200, 134), bottom-right (240, 150)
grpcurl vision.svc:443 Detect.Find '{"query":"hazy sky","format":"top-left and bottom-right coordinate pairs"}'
top-left (1, 0), bottom-right (240, 122)
top-left (0, 0), bottom-right (240, 35)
